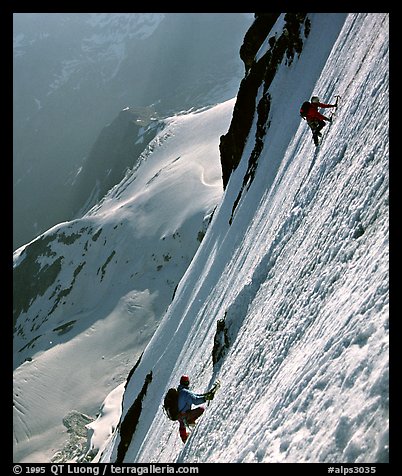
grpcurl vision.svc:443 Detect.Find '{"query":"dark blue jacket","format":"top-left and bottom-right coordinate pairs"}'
top-left (177, 384), bottom-right (206, 413)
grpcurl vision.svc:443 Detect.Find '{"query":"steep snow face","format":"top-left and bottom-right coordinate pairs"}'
top-left (13, 99), bottom-right (235, 463)
top-left (106, 13), bottom-right (388, 463)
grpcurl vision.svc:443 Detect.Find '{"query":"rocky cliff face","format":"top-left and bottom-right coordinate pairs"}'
top-left (219, 13), bottom-right (311, 196)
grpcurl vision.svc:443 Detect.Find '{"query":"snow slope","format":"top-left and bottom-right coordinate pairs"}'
top-left (13, 13), bottom-right (252, 250)
top-left (101, 13), bottom-right (388, 463)
top-left (13, 99), bottom-right (235, 463)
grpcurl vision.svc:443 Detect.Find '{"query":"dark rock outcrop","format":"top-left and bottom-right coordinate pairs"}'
top-left (219, 13), bottom-right (311, 193)
top-left (240, 13), bottom-right (280, 73)
top-left (212, 316), bottom-right (230, 366)
top-left (115, 371), bottom-right (153, 463)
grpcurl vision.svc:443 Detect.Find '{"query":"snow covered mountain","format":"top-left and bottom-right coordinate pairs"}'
top-left (13, 13), bottom-right (252, 249)
top-left (13, 99), bottom-right (234, 462)
top-left (93, 13), bottom-right (388, 464)
top-left (13, 12), bottom-right (389, 464)
top-left (69, 106), bottom-right (164, 218)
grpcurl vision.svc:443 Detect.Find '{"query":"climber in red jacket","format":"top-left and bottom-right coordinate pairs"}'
top-left (300, 96), bottom-right (338, 145)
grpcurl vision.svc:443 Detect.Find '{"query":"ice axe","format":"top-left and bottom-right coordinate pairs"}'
top-left (334, 95), bottom-right (341, 107)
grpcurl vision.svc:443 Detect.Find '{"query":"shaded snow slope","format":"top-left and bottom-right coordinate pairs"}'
top-left (13, 99), bottom-right (235, 462)
top-left (13, 13), bottom-right (252, 250)
top-left (103, 13), bottom-right (388, 463)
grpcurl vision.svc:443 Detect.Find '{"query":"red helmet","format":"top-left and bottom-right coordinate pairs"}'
top-left (180, 375), bottom-right (190, 386)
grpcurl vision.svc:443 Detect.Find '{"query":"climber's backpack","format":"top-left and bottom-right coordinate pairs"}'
top-left (163, 388), bottom-right (179, 421)
top-left (300, 101), bottom-right (311, 118)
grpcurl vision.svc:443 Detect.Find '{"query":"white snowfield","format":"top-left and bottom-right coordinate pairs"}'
top-left (98, 13), bottom-right (388, 463)
top-left (13, 99), bottom-right (233, 463)
top-left (13, 12), bottom-right (388, 464)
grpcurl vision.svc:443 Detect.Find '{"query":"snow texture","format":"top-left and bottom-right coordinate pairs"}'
top-left (100, 13), bottom-right (388, 464)
top-left (13, 99), bottom-right (233, 463)
top-left (13, 12), bottom-right (389, 465)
